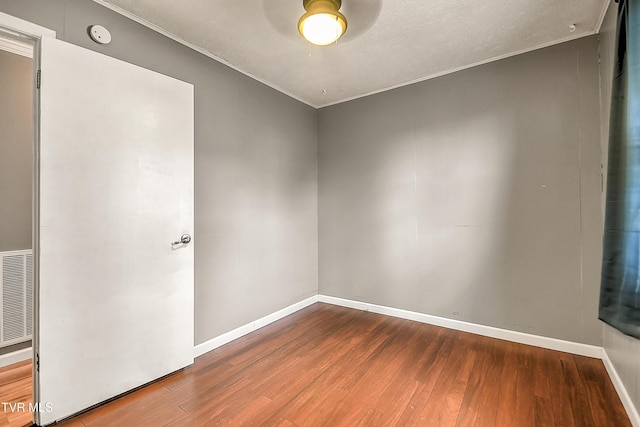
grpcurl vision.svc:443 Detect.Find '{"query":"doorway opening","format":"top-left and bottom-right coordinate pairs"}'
top-left (1, 12), bottom-right (194, 425)
top-left (0, 29), bottom-right (35, 427)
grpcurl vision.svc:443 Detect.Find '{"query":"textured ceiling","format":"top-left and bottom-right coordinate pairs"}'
top-left (94, 0), bottom-right (610, 108)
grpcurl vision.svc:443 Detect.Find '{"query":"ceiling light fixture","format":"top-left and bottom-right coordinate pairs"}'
top-left (298, 0), bottom-right (347, 46)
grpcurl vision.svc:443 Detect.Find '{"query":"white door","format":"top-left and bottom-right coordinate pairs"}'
top-left (35, 36), bottom-right (194, 425)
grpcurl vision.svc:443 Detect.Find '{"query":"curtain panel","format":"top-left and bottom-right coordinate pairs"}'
top-left (600, 0), bottom-right (640, 339)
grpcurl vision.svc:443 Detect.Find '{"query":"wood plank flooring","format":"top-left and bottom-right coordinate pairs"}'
top-left (0, 360), bottom-right (32, 427)
top-left (0, 303), bottom-right (632, 426)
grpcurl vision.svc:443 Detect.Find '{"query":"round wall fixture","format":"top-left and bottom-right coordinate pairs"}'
top-left (89, 25), bottom-right (112, 45)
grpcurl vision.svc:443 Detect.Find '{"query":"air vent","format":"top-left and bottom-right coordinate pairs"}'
top-left (1, 250), bottom-right (33, 347)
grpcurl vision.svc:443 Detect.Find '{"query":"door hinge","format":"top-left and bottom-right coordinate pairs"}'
top-left (36, 70), bottom-right (41, 89)
top-left (36, 352), bottom-right (40, 372)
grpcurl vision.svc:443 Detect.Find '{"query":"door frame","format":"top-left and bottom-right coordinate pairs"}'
top-left (0, 11), bottom-right (55, 426)
top-left (0, 24), bottom-right (34, 366)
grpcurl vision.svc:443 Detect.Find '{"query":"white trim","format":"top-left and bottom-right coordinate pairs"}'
top-left (89, 0), bottom-right (313, 108)
top-left (318, 295), bottom-right (602, 358)
top-left (596, 0), bottom-right (614, 34)
top-left (0, 301), bottom-right (632, 423)
top-left (194, 293), bottom-right (602, 359)
top-left (0, 347), bottom-right (31, 368)
top-left (194, 294), bottom-right (637, 424)
top-left (0, 249), bottom-right (32, 257)
top-left (317, 31), bottom-right (597, 108)
top-left (602, 348), bottom-right (640, 427)
top-left (0, 36), bottom-right (32, 58)
top-left (193, 295), bottom-right (318, 358)
top-left (0, 11), bottom-right (55, 40)
top-left (91, 1), bottom-right (602, 109)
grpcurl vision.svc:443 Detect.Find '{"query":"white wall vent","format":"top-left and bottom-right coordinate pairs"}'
top-left (1, 250), bottom-right (32, 348)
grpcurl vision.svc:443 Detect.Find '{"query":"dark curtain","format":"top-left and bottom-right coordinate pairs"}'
top-left (600, 0), bottom-right (640, 338)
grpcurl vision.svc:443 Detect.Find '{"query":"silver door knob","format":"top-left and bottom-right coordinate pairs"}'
top-left (173, 234), bottom-right (191, 245)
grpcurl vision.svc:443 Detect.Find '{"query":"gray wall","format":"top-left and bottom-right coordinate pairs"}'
top-left (0, 0), bottom-right (624, 358)
top-left (599, 0), bottom-right (640, 418)
top-left (0, 0), bottom-right (318, 345)
top-left (318, 37), bottom-right (603, 345)
top-left (0, 49), bottom-right (32, 252)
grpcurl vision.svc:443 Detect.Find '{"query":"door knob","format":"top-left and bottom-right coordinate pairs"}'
top-left (172, 234), bottom-right (191, 245)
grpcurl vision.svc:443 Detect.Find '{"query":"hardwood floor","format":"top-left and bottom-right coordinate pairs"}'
top-left (1, 303), bottom-right (632, 426)
top-left (0, 360), bottom-right (32, 427)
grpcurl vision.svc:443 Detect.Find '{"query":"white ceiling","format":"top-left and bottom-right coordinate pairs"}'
top-left (94, 0), bottom-right (610, 108)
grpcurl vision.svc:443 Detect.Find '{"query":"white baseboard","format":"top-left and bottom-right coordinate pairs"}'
top-left (193, 295), bottom-right (319, 358)
top-left (0, 347), bottom-right (32, 368)
top-left (194, 293), bottom-right (602, 360)
top-left (602, 348), bottom-right (640, 427)
top-left (318, 295), bottom-right (602, 358)
top-left (194, 293), bottom-right (637, 424)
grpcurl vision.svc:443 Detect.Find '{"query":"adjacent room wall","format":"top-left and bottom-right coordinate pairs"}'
top-left (0, 0), bottom-right (318, 345)
top-left (318, 36), bottom-right (603, 345)
top-left (599, 0), bottom-right (640, 419)
top-left (0, 49), bottom-right (32, 253)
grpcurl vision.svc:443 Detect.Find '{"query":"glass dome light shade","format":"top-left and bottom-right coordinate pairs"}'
top-left (298, 0), bottom-right (347, 46)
